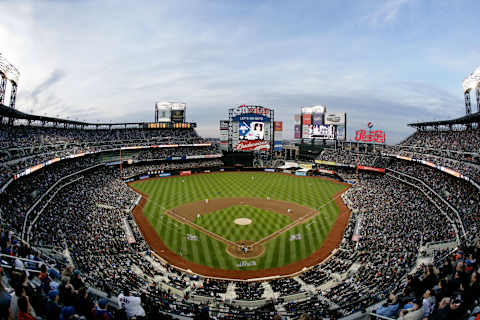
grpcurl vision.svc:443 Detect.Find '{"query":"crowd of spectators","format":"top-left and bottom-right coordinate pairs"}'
top-left (390, 128), bottom-right (480, 182)
top-left (269, 278), bottom-right (303, 297)
top-left (3, 123), bottom-right (480, 319)
top-left (389, 159), bottom-right (480, 242)
top-left (192, 279), bottom-right (229, 298)
top-left (317, 174), bottom-right (457, 316)
top-left (0, 156), bottom-right (99, 237)
top-left (284, 296), bottom-right (334, 319)
top-left (400, 128), bottom-right (480, 154)
top-left (0, 237), bottom-right (124, 320)
top-left (131, 146), bottom-right (219, 160)
top-left (121, 159), bottom-right (223, 178)
top-left (0, 125), bottom-right (210, 187)
top-left (317, 149), bottom-right (387, 168)
top-left (372, 240), bottom-right (480, 320)
top-left (234, 282), bottom-right (265, 301)
top-left (387, 146), bottom-right (480, 183)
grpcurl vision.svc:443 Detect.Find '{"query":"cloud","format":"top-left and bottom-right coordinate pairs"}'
top-left (0, 0), bottom-right (473, 144)
top-left (28, 69), bottom-right (65, 107)
top-left (364, 0), bottom-right (410, 26)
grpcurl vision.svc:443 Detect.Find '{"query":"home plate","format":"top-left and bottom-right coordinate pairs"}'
top-left (234, 218), bottom-right (252, 225)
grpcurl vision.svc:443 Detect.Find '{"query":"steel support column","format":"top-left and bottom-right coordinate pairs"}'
top-left (0, 73), bottom-right (6, 105)
top-left (9, 80), bottom-right (17, 108)
top-left (465, 90), bottom-right (472, 115)
top-left (476, 87), bottom-right (480, 113)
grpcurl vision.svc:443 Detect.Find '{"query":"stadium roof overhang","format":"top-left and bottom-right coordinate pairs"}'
top-left (0, 104), bottom-right (89, 125)
top-left (0, 104), bottom-right (196, 128)
top-left (408, 112), bottom-right (480, 128)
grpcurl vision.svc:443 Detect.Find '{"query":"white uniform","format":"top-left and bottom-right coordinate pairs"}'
top-left (118, 293), bottom-right (146, 318)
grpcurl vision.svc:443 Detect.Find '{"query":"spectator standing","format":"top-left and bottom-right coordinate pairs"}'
top-left (118, 288), bottom-right (146, 319)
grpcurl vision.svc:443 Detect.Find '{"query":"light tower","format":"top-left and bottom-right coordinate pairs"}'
top-left (462, 67), bottom-right (480, 115)
top-left (0, 53), bottom-right (20, 108)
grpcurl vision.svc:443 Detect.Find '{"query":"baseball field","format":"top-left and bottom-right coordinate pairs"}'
top-left (130, 172), bottom-right (350, 278)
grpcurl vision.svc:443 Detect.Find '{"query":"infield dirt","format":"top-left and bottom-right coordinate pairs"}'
top-left (129, 174), bottom-right (351, 280)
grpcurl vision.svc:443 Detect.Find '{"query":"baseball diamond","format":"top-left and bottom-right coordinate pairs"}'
top-left (129, 172), bottom-right (350, 278)
top-left (4, 8), bottom-right (480, 319)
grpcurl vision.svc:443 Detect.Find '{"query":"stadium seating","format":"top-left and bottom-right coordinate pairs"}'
top-left (1, 122), bottom-right (480, 320)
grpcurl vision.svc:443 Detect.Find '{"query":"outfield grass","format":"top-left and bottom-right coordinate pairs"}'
top-left (194, 205), bottom-right (293, 242)
top-left (132, 172), bottom-right (346, 270)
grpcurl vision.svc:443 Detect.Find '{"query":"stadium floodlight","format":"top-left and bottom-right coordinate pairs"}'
top-left (0, 53), bottom-right (20, 84)
top-left (462, 66), bottom-right (480, 92)
top-left (462, 67), bottom-right (480, 114)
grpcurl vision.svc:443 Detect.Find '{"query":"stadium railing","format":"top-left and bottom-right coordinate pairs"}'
top-left (387, 168), bottom-right (466, 242)
top-left (21, 163), bottom-right (103, 240)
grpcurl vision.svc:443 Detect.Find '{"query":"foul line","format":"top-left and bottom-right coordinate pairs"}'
top-left (146, 192), bottom-right (345, 251)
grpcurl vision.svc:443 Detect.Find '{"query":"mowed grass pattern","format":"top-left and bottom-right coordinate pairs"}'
top-left (132, 172), bottom-right (346, 270)
top-left (195, 205), bottom-right (292, 242)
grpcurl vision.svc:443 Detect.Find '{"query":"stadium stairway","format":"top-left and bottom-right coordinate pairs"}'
top-left (293, 276), bottom-right (315, 293)
top-left (224, 282), bottom-right (237, 301)
top-left (261, 282), bottom-right (275, 300)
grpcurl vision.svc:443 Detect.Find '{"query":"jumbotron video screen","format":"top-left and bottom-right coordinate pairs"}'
top-left (239, 121), bottom-right (265, 141)
top-left (230, 106), bottom-right (273, 151)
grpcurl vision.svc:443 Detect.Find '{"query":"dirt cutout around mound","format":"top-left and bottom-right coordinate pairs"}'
top-left (129, 174), bottom-right (351, 280)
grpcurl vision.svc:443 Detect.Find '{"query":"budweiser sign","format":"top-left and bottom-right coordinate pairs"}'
top-left (233, 140), bottom-right (270, 151)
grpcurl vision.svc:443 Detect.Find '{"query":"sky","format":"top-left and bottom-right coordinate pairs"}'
top-left (1, 0), bottom-right (479, 144)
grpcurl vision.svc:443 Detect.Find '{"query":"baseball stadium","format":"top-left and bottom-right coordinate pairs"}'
top-left (1, 2), bottom-right (480, 320)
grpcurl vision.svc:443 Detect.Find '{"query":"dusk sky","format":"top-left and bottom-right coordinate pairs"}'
top-left (1, 0), bottom-right (479, 143)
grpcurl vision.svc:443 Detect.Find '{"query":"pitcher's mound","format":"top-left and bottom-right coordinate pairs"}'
top-left (234, 218), bottom-right (252, 225)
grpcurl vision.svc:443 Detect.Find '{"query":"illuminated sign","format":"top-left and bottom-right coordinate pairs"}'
top-left (231, 105), bottom-right (271, 116)
top-left (354, 129), bottom-right (386, 143)
top-left (318, 168), bottom-right (335, 175)
top-left (233, 140), bottom-right (270, 151)
top-left (357, 165), bottom-right (385, 173)
top-left (147, 123), bottom-right (192, 129)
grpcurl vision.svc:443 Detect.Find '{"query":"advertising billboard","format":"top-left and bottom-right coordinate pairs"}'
top-left (171, 109), bottom-right (185, 123)
top-left (311, 124), bottom-right (336, 139)
top-left (274, 121), bottom-right (283, 131)
top-left (312, 112), bottom-right (324, 126)
top-left (325, 112), bottom-right (346, 125)
top-left (274, 141), bottom-right (283, 151)
top-left (357, 165), bottom-right (385, 173)
top-left (231, 105), bottom-right (271, 116)
top-left (311, 105), bottom-right (326, 113)
top-left (302, 114), bottom-right (312, 125)
top-left (219, 120), bottom-right (229, 129)
top-left (229, 106), bottom-right (273, 152)
top-left (311, 105), bottom-right (325, 127)
top-left (318, 168), bottom-right (335, 175)
top-left (354, 129), bottom-right (386, 143)
top-left (294, 114), bottom-right (301, 124)
top-left (233, 140), bottom-right (270, 151)
top-left (302, 125), bottom-right (311, 138)
top-left (336, 125), bottom-right (346, 140)
top-left (294, 125), bottom-right (301, 139)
